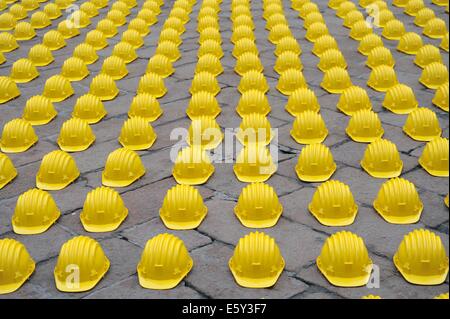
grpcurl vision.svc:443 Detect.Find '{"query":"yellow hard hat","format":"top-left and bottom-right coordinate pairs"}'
top-left (172, 146), bottom-right (215, 185)
top-left (57, 118), bottom-right (96, 152)
top-left (96, 18), bottom-right (118, 38)
top-left (159, 184), bottom-right (208, 230)
top-left (12, 188), bottom-right (61, 234)
top-left (187, 91), bottom-right (221, 119)
top-left (373, 178), bottom-right (423, 224)
top-left (290, 111), bottom-right (328, 144)
top-left (22, 95), bottom-right (57, 125)
top-left (36, 150), bottom-right (79, 190)
top-left (42, 75), bottom-right (74, 102)
top-left (107, 9), bottom-right (126, 26)
top-left (432, 82), bottom-right (449, 112)
top-left (0, 12), bottom-right (16, 31)
top-left (298, 2), bottom-right (319, 19)
top-left (336, 2), bottom-right (356, 19)
top-left (118, 117), bottom-right (157, 150)
top-left (358, 34), bottom-right (383, 56)
top-left (275, 51), bottom-right (303, 74)
top-left (397, 32), bottom-right (423, 55)
top-left (89, 74), bottom-right (119, 101)
top-left (373, 9), bottom-right (395, 28)
top-left (317, 48), bottom-right (347, 72)
top-left (229, 232), bottom-right (284, 288)
top-left (73, 43), bottom-right (98, 64)
top-left (121, 29), bottom-right (144, 48)
top-left (337, 85), bottom-right (372, 115)
top-left (233, 15), bottom-right (254, 30)
top-left (137, 72), bottom-right (167, 98)
top-left (10, 58), bottom-right (39, 83)
top-left (234, 183), bottom-right (283, 228)
top-left (57, 20), bottom-right (80, 39)
top-left (295, 143), bottom-right (336, 182)
top-left (0, 118), bottom-right (38, 153)
top-left (128, 93), bottom-right (163, 122)
top-left (277, 68), bottom-right (307, 95)
top-left (268, 24), bottom-right (292, 44)
top-left (419, 137), bottom-right (449, 177)
top-left (321, 67), bottom-right (352, 94)
top-left (28, 44), bottom-right (54, 66)
top-left (0, 76), bottom-right (20, 104)
top-left (156, 40), bottom-right (181, 62)
top-left (9, 4), bottom-right (27, 20)
top-left (361, 138), bottom-right (403, 178)
top-left (382, 19), bottom-right (406, 40)
top-left (232, 38), bottom-right (258, 59)
top-left (238, 70), bottom-right (269, 94)
top-left (0, 153), bottom-right (17, 190)
top-left (309, 180), bottom-right (358, 226)
top-left (199, 27), bottom-right (222, 45)
top-left (198, 39), bottom-right (223, 59)
top-left (187, 116), bottom-right (223, 150)
top-left (403, 108), bottom-right (441, 141)
top-left (394, 229), bottom-right (449, 285)
top-left (366, 47), bottom-right (395, 69)
top-left (275, 36), bottom-right (302, 56)
top-left (43, 2), bottom-right (63, 20)
top-left (328, 0), bottom-right (346, 9)
top-left (137, 233), bottom-right (193, 290)
top-left (419, 62), bottom-right (448, 89)
top-left (233, 144), bottom-right (276, 183)
top-left (305, 22), bottom-right (329, 43)
top-left (42, 30), bottom-right (66, 50)
top-left (236, 89), bottom-right (271, 117)
top-left (343, 10), bottom-right (364, 29)
top-left (60, 57), bottom-right (89, 81)
top-left (346, 109), bottom-right (384, 143)
top-left (13, 21), bottom-right (36, 40)
top-left (30, 11), bottom-right (51, 29)
top-left (80, 186), bottom-right (128, 232)
top-left (85, 30), bottom-right (108, 50)
top-left (195, 53), bottom-right (223, 76)
top-left (0, 239), bottom-right (35, 294)
top-left (304, 12), bottom-right (324, 29)
top-left (383, 84), bottom-right (418, 114)
top-left (102, 148), bottom-right (146, 187)
top-left (285, 88), bottom-right (320, 116)
top-left (112, 41), bottom-right (137, 64)
top-left (80, 2), bottom-right (98, 18)
top-left (163, 17), bottom-right (185, 35)
top-left (350, 20), bottom-right (372, 40)
top-left (190, 71), bottom-right (220, 96)
top-left (367, 65), bottom-right (398, 92)
top-left (146, 54), bottom-right (174, 78)
top-left (237, 113), bottom-right (273, 146)
top-left (54, 236), bottom-right (110, 292)
top-left (159, 28), bottom-right (182, 46)
top-left (235, 52), bottom-right (263, 76)
top-left (317, 231), bottom-right (373, 287)
top-left (101, 56), bottom-right (128, 80)
top-left (72, 94), bottom-right (107, 124)
top-left (423, 18), bottom-right (447, 39)
top-left (405, 0), bottom-right (426, 16)
top-left (0, 32), bottom-right (18, 53)
top-left (414, 8), bottom-right (435, 27)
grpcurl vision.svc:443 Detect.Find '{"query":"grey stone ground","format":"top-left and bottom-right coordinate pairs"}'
top-left (0, 0), bottom-right (448, 299)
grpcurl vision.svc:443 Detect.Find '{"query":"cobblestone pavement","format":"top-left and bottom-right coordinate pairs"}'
top-left (0, 0), bottom-right (449, 299)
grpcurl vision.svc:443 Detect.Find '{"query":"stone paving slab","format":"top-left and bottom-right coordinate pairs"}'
top-left (0, 0), bottom-right (449, 299)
